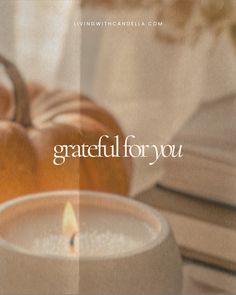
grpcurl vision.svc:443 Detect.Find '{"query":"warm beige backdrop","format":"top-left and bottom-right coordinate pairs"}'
top-left (0, 0), bottom-right (236, 194)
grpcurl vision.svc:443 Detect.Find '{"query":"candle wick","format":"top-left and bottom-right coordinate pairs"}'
top-left (70, 232), bottom-right (77, 253)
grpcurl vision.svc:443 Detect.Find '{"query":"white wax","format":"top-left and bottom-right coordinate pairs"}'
top-left (32, 230), bottom-right (151, 257)
top-left (1, 204), bottom-right (158, 257)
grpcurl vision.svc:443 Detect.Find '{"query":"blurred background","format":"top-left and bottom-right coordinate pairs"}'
top-left (0, 0), bottom-right (236, 293)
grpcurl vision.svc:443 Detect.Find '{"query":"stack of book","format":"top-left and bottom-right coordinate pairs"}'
top-left (136, 95), bottom-right (236, 293)
top-left (136, 186), bottom-right (236, 293)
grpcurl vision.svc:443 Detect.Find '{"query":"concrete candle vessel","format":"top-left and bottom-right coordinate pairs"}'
top-left (0, 190), bottom-right (182, 294)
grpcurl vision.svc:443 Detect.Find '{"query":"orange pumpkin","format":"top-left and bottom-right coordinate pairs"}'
top-left (0, 54), bottom-right (132, 202)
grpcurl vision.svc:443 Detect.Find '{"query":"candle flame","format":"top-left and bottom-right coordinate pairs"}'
top-left (62, 202), bottom-right (79, 254)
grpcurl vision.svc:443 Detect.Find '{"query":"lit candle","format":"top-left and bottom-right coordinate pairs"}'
top-left (31, 201), bottom-right (157, 257)
top-left (0, 191), bottom-right (182, 294)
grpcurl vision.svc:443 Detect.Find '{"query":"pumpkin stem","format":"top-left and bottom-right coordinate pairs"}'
top-left (0, 54), bottom-right (32, 127)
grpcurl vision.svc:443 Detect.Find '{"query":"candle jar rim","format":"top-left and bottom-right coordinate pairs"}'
top-left (0, 190), bottom-right (170, 261)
